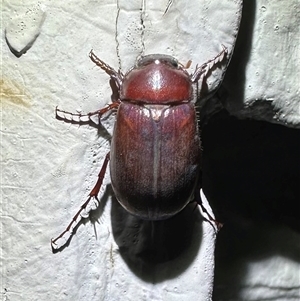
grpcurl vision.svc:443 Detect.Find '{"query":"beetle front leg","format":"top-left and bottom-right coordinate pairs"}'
top-left (51, 152), bottom-right (110, 251)
top-left (191, 45), bottom-right (228, 82)
top-left (89, 50), bottom-right (123, 89)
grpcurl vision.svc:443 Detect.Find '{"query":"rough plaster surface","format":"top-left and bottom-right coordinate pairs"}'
top-left (1, 1), bottom-right (242, 301)
top-left (222, 0), bottom-right (300, 127)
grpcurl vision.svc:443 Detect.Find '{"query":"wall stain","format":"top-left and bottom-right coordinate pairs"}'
top-left (0, 78), bottom-right (31, 108)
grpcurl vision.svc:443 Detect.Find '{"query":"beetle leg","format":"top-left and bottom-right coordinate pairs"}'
top-left (191, 45), bottom-right (228, 83)
top-left (194, 189), bottom-right (223, 232)
top-left (55, 101), bottom-right (120, 125)
top-left (51, 152), bottom-right (110, 250)
top-left (89, 50), bottom-right (123, 89)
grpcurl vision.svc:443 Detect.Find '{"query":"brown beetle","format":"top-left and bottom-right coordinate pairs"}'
top-left (51, 48), bottom-right (227, 249)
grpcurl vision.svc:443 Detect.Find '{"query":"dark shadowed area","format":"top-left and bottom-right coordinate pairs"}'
top-left (201, 109), bottom-right (300, 300)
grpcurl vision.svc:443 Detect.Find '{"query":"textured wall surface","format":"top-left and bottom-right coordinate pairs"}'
top-left (2, 1), bottom-right (242, 301)
top-left (2, 1), bottom-right (299, 301)
top-left (203, 1), bottom-right (300, 300)
top-left (222, 0), bottom-right (300, 127)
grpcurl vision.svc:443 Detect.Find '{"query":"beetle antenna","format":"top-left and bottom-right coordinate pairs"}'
top-left (178, 59), bottom-right (192, 69)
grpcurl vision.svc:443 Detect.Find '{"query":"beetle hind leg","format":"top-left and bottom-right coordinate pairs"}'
top-left (194, 189), bottom-right (223, 232)
top-left (51, 153), bottom-right (110, 251)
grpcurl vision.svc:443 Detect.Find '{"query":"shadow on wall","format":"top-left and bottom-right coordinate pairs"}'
top-left (201, 109), bottom-right (300, 300)
top-left (110, 197), bottom-right (203, 282)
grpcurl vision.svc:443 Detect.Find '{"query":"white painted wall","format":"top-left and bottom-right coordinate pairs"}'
top-left (2, 1), bottom-right (299, 301)
top-left (2, 1), bottom-right (241, 301)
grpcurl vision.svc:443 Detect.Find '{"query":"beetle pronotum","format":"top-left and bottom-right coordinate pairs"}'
top-left (51, 46), bottom-right (227, 250)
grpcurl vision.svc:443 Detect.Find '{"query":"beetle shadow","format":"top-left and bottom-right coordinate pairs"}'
top-left (110, 192), bottom-right (204, 282)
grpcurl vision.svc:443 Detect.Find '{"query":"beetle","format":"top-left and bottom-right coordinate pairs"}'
top-left (51, 47), bottom-right (227, 249)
